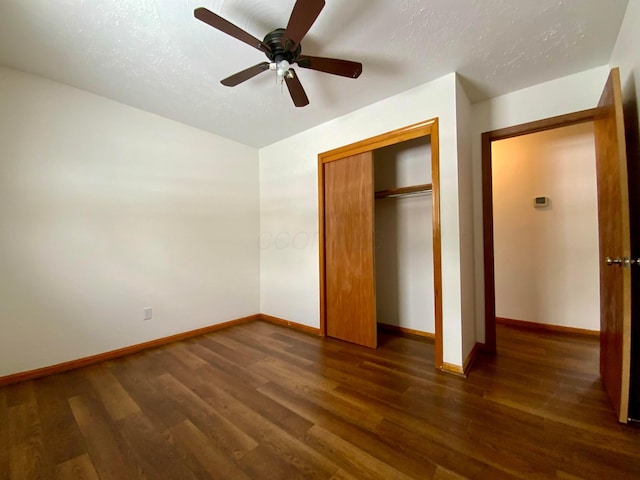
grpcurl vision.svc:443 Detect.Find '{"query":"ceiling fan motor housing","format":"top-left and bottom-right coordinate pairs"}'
top-left (263, 28), bottom-right (301, 64)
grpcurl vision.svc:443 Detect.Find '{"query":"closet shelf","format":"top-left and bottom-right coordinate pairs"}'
top-left (375, 183), bottom-right (432, 199)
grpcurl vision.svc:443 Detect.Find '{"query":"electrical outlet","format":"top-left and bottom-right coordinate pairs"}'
top-left (144, 307), bottom-right (152, 321)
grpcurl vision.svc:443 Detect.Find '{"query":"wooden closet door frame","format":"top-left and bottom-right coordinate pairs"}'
top-left (318, 118), bottom-right (444, 367)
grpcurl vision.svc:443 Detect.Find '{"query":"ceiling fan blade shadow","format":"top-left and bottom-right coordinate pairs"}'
top-left (194, 7), bottom-right (270, 54)
top-left (284, 69), bottom-right (310, 107)
top-left (282, 0), bottom-right (325, 52)
top-left (221, 62), bottom-right (271, 87)
top-left (296, 56), bottom-right (362, 78)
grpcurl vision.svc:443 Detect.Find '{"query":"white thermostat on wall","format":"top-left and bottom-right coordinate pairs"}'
top-left (533, 196), bottom-right (550, 208)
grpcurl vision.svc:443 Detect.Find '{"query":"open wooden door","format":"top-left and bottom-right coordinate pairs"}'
top-left (594, 68), bottom-right (632, 423)
top-left (324, 152), bottom-right (377, 348)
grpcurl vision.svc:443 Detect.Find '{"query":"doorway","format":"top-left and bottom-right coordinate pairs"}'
top-left (482, 69), bottom-right (633, 423)
top-left (482, 109), bottom-right (600, 353)
top-left (491, 122), bottom-right (601, 337)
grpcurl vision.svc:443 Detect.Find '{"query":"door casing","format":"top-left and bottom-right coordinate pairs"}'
top-left (481, 108), bottom-right (599, 353)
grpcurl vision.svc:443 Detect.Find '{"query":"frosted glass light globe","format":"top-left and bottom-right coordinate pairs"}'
top-left (276, 60), bottom-right (290, 77)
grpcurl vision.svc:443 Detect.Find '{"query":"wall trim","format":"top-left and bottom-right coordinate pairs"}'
top-left (0, 314), bottom-right (259, 388)
top-left (440, 363), bottom-right (466, 377)
top-left (463, 343), bottom-right (480, 374)
top-left (377, 323), bottom-right (435, 340)
top-left (496, 317), bottom-right (600, 337)
top-left (439, 342), bottom-right (480, 378)
top-left (1, 313), bottom-right (455, 387)
top-left (259, 314), bottom-right (321, 336)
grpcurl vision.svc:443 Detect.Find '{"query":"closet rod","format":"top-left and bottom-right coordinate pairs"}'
top-left (375, 183), bottom-right (432, 199)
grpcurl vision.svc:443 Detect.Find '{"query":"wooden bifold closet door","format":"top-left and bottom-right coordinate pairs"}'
top-left (323, 152), bottom-right (377, 348)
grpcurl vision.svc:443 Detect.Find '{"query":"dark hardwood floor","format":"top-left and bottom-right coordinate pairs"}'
top-left (1, 321), bottom-right (639, 479)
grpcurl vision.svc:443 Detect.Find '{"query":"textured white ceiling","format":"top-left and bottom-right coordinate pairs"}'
top-left (0, 0), bottom-right (629, 147)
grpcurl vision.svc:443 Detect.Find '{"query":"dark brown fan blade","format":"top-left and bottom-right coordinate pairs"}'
top-left (221, 62), bottom-right (271, 87)
top-left (296, 55), bottom-right (362, 78)
top-left (194, 7), bottom-right (270, 54)
top-left (284, 69), bottom-right (309, 107)
top-left (282, 0), bottom-right (325, 52)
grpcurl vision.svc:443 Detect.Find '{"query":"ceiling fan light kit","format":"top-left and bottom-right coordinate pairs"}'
top-left (194, 0), bottom-right (362, 107)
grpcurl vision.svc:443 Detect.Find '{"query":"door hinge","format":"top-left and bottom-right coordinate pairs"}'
top-left (605, 257), bottom-right (640, 267)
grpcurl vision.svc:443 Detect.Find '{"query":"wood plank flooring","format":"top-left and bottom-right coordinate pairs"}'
top-left (1, 321), bottom-right (639, 479)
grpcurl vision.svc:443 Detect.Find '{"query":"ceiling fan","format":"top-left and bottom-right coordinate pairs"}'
top-left (194, 0), bottom-right (362, 107)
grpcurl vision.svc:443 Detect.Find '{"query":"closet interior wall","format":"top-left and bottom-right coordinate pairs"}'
top-left (374, 137), bottom-right (434, 335)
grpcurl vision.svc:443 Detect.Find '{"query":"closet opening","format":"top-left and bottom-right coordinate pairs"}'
top-left (374, 137), bottom-right (435, 342)
top-left (318, 119), bottom-right (444, 368)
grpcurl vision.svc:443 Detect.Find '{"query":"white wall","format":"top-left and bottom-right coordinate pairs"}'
top-left (492, 123), bottom-right (600, 331)
top-left (374, 138), bottom-right (434, 334)
top-left (260, 73), bottom-right (470, 366)
top-left (470, 65), bottom-right (611, 343)
top-left (0, 67), bottom-right (260, 377)
top-left (456, 76), bottom-right (477, 360)
top-left (610, 0), bottom-right (640, 127)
